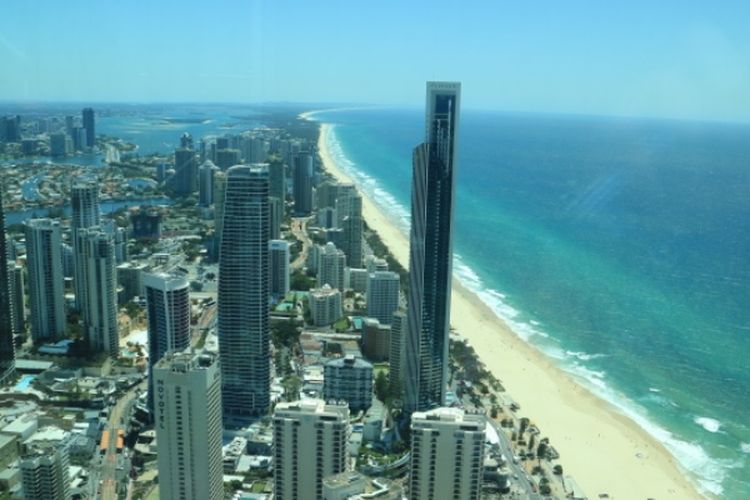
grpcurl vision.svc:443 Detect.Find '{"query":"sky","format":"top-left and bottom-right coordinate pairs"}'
top-left (1, 0), bottom-right (749, 122)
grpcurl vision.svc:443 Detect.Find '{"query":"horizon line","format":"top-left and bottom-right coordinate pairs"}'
top-left (1, 99), bottom-right (748, 126)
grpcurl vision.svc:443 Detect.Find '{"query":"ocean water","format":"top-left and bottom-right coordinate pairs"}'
top-left (312, 108), bottom-right (750, 498)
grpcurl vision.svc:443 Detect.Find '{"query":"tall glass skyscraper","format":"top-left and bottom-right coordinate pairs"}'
top-left (405, 81), bottom-right (461, 413)
top-left (218, 165), bottom-right (270, 421)
top-left (0, 193), bottom-right (15, 384)
top-left (81, 107), bottom-right (95, 148)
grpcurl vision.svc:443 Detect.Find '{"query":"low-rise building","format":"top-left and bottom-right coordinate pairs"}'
top-left (323, 471), bottom-right (404, 500)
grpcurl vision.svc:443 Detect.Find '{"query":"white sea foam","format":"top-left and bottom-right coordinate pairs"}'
top-left (741, 443), bottom-right (750, 454)
top-left (648, 387), bottom-right (662, 393)
top-left (322, 119), bottom-right (729, 498)
top-left (694, 417), bottom-right (722, 433)
top-left (565, 350), bottom-right (608, 361)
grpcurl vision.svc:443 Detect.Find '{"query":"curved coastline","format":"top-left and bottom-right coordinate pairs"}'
top-left (309, 113), bottom-right (706, 499)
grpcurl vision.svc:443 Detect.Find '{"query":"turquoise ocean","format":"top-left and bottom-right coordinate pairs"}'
top-left (311, 108), bottom-right (750, 498)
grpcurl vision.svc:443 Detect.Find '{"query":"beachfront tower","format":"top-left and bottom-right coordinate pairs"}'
top-left (293, 153), bottom-right (313, 216)
top-left (144, 272), bottom-right (191, 414)
top-left (0, 194), bottom-right (15, 384)
top-left (154, 349), bottom-right (224, 500)
top-left (81, 107), bottom-right (95, 148)
top-left (405, 81), bottom-right (461, 413)
top-left (71, 180), bottom-right (100, 311)
top-left (218, 165), bottom-right (270, 422)
top-left (273, 399), bottom-right (350, 500)
top-left (24, 219), bottom-right (66, 342)
top-left (409, 407), bottom-right (485, 500)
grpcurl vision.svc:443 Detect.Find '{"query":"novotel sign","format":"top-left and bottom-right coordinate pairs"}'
top-left (156, 379), bottom-right (167, 430)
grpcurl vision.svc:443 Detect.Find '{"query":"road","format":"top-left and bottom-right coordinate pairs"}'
top-left (488, 418), bottom-right (541, 499)
top-left (100, 382), bottom-right (144, 500)
top-left (290, 217), bottom-right (312, 270)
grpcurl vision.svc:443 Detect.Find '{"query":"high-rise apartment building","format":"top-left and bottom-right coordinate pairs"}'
top-left (24, 219), bottom-right (65, 342)
top-left (268, 160), bottom-right (286, 203)
top-left (340, 194), bottom-right (363, 268)
top-left (317, 242), bottom-right (346, 292)
top-left (79, 228), bottom-right (118, 358)
top-left (323, 355), bottom-right (373, 412)
top-left (409, 407), bottom-right (485, 500)
top-left (81, 107), bottom-right (95, 148)
top-left (20, 436), bottom-right (72, 500)
top-left (218, 165), bottom-right (270, 420)
top-left (154, 349), bottom-right (223, 500)
top-left (268, 240), bottom-right (290, 299)
top-left (215, 148), bottom-right (241, 171)
top-left (273, 399), bottom-right (350, 500)
top-left (366, 271), bottom-right (400, 326)
top-left (169, 148), bottom-right (198, 196)
top-left (144, 272), bottom-right (191, 412)
top-left (293, 153), bottom-right (313, 216)
top-left (9, 263), bottom-right (25, 335)
top-left (388, 309), bottom-right (408, 396)
top-left (405, 82), bottom-right (461, 412)
top-left (198, 160), bottom-right (218, 206)
top-left (0, 194), bottom-right (15, 384)
top-left (309, 285), bottom-right (343, 327)
top-left (71, 180), bottom-right (100, 311)
top-left (269, 196), bottom-right (283, 240)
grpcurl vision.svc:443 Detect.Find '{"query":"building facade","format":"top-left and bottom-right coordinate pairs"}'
top-left (323, 355), bottom-right (373, 412)
top-left (309, 285), bottom-right (342, 327)
top-left (198, 160), bottom-right (218, 206)
top-left (366, 271), bottom-right (400, 326)
top-left (317, 242), bottom-right (346, 292)
top-left (81, 107), bottom-right (95, 148)
top-left (388, 310), bottom-right (408, 398)
top-left (71, 180), bottom-right (100, 311)
top-left (79, 228), bottom-right (118, 358)
top-left (218, 165), bottom-right (270, 420)
top-left (293, 153), bottom-right (313, 216)
top-left (409, 407), bottom-right (485, 500)
top-left (24, 219), bottom-right (65, 342)
top-left (273, 400), bottom-right (350, 500)
top-left (154, 350), bottom-right (223, 500)
top-left (20, 440), bottom-right (72, 500)
top-left (144, 272), bottom-right (191, 413)
top-left (0, 194), bottom-right (15, 384)
top-left (269, 239), bottom-right (290, 299)
top-left (405, 82), bottom-right (461, 412)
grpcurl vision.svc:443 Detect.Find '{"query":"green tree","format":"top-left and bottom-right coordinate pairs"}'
top-left (374, 371), bottom-right (388, 402)
top-left (536, 439), bottom-right (549, 463)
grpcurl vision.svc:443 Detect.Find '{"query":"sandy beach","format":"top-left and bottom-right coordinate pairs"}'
top-left (312, 117), bottom-right (705, 499)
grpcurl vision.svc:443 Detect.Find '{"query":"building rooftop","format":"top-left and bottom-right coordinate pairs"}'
top-left (412, 407), bottom-right (486, 427)
top-left (325, 355), bottom-right (372, 370)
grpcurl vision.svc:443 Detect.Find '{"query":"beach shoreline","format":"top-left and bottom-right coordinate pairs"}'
top-left (309, 113), bottom-right (706, 499)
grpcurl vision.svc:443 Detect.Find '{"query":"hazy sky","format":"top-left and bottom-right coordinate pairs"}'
top-left (2, 0), bottom-right (749, 121)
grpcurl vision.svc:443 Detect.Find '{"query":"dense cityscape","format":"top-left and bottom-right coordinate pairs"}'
top-left (0, 84), bottom-right (584, 499)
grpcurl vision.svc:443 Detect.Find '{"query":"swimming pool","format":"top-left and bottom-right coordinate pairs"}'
top-left (14, 375), bottom-right (35, 391)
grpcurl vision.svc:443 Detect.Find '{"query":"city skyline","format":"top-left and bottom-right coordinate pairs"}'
top-left (1, 1), bottom-right (750, 122)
